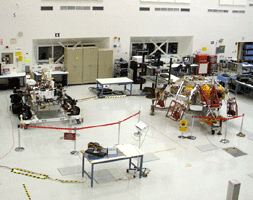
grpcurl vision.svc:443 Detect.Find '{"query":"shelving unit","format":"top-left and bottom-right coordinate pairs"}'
top-left (114, 59), bottom-right (128, 77)
top-left (243, 43), bottom-right (253, 63)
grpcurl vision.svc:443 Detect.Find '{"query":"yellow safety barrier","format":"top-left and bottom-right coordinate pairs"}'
top-left (104, 95), bottom-right (126, 99)
top-left (23, 184), bottom-right (31, 200)
top-left (11, 168), bottom-right (84, 183)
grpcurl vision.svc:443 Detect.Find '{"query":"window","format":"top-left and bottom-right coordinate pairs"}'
top-left (53, 46), bottom-right (64, 62)
top-left (131, 42), bottom-right (178, 57)
top-left (38, 46), bottom-right (52, 62)
top-left (37, 44), bottom-right (96, 63)
top-left (168, 43), bottom-right (178, 54)
top-left (38, 46), bottom-right (64, 63)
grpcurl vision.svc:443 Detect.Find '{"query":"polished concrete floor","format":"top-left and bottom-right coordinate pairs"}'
top-left (0, 83), bottom-right (253, 200)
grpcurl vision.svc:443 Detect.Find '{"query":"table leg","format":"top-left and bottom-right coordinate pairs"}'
top-left (101, 85), bottom-right (104, 98)
top-left (82, 154), bottom-right (84, 177)
top-left (91, 163), bottom-right (94, 187)
top-left (139, 155), bottom-right (143, 179)
top-left (140, 79), bottom-right (143, 90)
top-left (235, 82), bottom-right (238, 95)
top-left (130, 83), bottom-right (133, 95)
top-left (129, 158), bottom-right (132, 169)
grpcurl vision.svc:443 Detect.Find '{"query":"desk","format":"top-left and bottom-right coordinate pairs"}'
top-left (82, 144), bottom-right (144, 187)
top-left (0, 72), bottom-right (26, 88)
top-left (235, 81), bottom-right (253, 95)
top-left (147, 65), bottom-right (170, 75)
top-left (33, 71), bottom-right (69, 86)
top-left (96, 77), bottom-right (133, 98)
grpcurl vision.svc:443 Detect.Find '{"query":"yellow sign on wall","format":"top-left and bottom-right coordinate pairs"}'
top-left (18, 56), bottom-right (23, 62)
top-left (15, 52), bottom-right (22, 56)
top-left (202, 47), bottom-right (207, 51)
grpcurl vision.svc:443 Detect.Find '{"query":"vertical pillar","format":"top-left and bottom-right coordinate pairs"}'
top-left (70, 127), bottom-right (79, 156)
top-left (15, 124), bottom-right (25, 152)
top-left (226, 180), bottom-right (241, 200)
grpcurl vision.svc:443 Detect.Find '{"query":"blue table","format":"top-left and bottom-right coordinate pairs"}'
top-left (82, 144), bottom-right (144, 187)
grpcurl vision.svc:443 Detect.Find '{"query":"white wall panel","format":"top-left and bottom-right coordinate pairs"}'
top-left (141, 0), bottom-right (158, 2)
top-left (159, 0), bottom-right (175, 3)
top-left (0, 0), bottom-right (252, 65)
top-left (175, 0), bottom-right (190, 3)
top-left (233, 0), bottom-right (247, 6)
top-left (220, 0), bottom-right (233, 5)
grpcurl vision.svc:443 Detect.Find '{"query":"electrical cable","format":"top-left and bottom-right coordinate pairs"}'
top-left (0, 165), bottom-right (12, 170)
top-left (139, 126), bottom-right (149, 148)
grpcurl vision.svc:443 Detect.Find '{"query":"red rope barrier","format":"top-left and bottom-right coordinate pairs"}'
top-left (19, 125), bottom-right (74, 131)
top-left (194, 116), bottom-right (228, 121)
top-left (120, 112), bottom-right (140, 123)
top-left (76, 122), bottom-right (119, 131)
top-left (19, 112), bottom-right (140, 131)
top-left (194, 114), bottom-right (244, 121)
top-left (228, 114), bottom-right (244, 120)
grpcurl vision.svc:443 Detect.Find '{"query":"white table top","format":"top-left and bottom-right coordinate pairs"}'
top-left (97, 77), bottom-right (133, 84)
top-left (147, 65), bottom-right (170, 70)
top-left (0, 72), bottom-right (26, 78)
top-left (34, 71), bottom-right (68, 76)
top-left (87, 144), bottom-right (144, 164)
top-left (160, 73), bottom-right (180, 82)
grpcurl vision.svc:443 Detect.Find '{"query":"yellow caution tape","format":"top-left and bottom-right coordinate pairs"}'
top-left (12, 168), bottom-right (83, 183)
top-left (104, 95), bottom-right (126, 99)
top-left (78, 96), bottom-right (98, 102)
top-left (23, 184), bottom-right (31, 200)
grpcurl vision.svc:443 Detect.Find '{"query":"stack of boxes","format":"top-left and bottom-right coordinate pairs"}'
top-left (195, 54), bottom-right (217, 75)
top-left (195, 54), bottom-right (209, 75)
top-left (208, 55), bottom-right (218, 75)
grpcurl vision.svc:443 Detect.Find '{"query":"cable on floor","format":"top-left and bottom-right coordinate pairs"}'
top-left (0, 165), bottom-right (12, 170)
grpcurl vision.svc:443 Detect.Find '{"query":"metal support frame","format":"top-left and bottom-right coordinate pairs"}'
top-left (82, 153), bottom-right (143, 187)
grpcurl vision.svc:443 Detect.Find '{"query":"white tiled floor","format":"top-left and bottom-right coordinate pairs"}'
top-left (0, 83), bottom-right (253, 200)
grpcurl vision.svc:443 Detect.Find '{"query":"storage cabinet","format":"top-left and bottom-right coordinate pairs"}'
top-left (97, 49), bottom-right (113, 79)
top-left (64, 47), bottom-right (83, 85)
top-left (65, 47), bottom-right (113, 84)
top-left (82, 47), bottom-right (98, 83)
